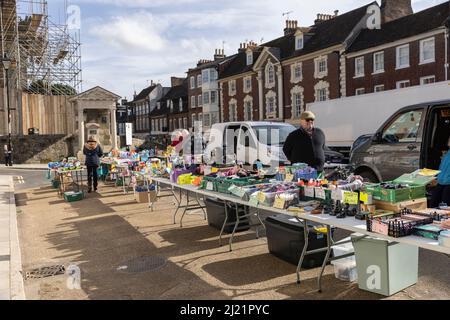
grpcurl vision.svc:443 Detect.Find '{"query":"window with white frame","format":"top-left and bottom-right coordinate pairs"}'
top-left (244, 76), bottom-right (252, 93)
top-left (157, 102), bottom-right (161, 110)
top-left (265, 62), bottom-right (275, 88)
top-left (314, 56), bottom-right (328, 79)
top-left (203, 114), bottom-right (210, 127)
top-left (290, 86), bottom-right (304, 119)
top-left (179, 98), bottom-right (183, 112)
top-left (295, 34), bottom-right (304, 50)
top-left (198, 94), bottom-right (203, 107)
top-left (291, 63), bottom-right (302, 83)
top-left (191, 114), bottom-right (196, 126)
top-left (374, 84), bottom-right (385, 92)
top-left (396, 80), bottom-right (410, 89)
top-left (203, 92), bottom-right (210, 105)
top-left (355, 88), bottom-right (365, 95)
top-left (210, 91), bottom-right (217, 104)
top-left (293, 93), bottom-right (302, 119)
top-left (246, 51), bottom-right (253, 65)
top-left (191, 96), bottom-right (196, 108)
top-left (210, 69), bottom-right (217, 81)
top-left (163, 118), bottom-right (167, 131)
top-left (396, 44), bottom-right (410, 69)
top-left (355, 57), bottom-right (364, 77)
top-left (168, 100), bottom-right (172, 111)
top-left (314, 81), bottom-right (329, 102)
top-left (197, 74), bottom-right (202, 87)
top-left (420, 38), bottom-right (435, 64)
top-left (421, 75), bottom-right (435, 85)
top-left (211, 113), bottom-right (218, 125)
top-left (190, 76), bottom-right (195, 89)
top-left (229, 80), bottom-right (236, 96)
top-left (229, 100), bottom-right (237, 121)
top-left (244, 97), bottom-right (253, 121)
top-left (373, 52), bottom-right (384, 73)
top-left (202, 69), bottom-right (210, 84)
top-left (178, 118), bottom-right (182, 129)
top-left (183, 117), bottom-right (187, 129)
top-left (265, 91), bottom-right (277, 118)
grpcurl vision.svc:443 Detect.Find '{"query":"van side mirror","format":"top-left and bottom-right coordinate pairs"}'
top-left (373, 132), bottom-right (382, 143)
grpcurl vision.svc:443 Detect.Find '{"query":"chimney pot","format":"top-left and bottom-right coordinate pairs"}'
top-left (381, 0), bottom-right (413, 23)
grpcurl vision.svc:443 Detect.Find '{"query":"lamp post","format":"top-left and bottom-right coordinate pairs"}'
top-left (2, 55), bottom-right (12, 163)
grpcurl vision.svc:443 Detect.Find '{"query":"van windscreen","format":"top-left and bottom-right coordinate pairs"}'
top-left (254, 126), bottom-right (295, 146)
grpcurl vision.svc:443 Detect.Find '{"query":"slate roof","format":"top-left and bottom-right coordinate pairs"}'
top-left (347, 1), bottom-right (450, 53)
top-left (219, 2), bottom-right (376, 79)
top-left (132, 85), bottom-right (157, 103)
top-left (151, 79), bottom-right (189, 116)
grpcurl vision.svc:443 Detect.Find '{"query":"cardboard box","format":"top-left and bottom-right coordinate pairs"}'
top-left (374, 198), bottom-right (427, 213)
top-left (136, 190), bottom-right (157, 203)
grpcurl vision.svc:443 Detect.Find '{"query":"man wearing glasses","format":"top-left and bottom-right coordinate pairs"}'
top-left (283, 111), bottom-right (326, 173)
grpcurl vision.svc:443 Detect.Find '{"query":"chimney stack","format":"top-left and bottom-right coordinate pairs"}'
top-left (314, 13), bottom-right (335, 24)
top-left (238, 42), bottom-right (249, 53)
top-left (284, 19), bottom-right (298, 35)
top-left (381, 0), bottom-right (412, 23)
top-left (171, 77), bottom-right (184, 87)
top-left (214, 48), bottom-right (226, 61)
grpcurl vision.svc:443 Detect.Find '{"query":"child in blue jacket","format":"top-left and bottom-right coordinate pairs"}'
top-left (430, 136), bottom-right (450, 207)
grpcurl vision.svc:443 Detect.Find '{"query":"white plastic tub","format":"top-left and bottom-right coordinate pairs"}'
top-left (331, 238), bottom-right (358, 282)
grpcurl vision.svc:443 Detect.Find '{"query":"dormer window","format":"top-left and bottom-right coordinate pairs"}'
top-left (179, 98), bottom-right (183, 112)
top-left (295, 34), bottom-right (304, 50)
top-left (246, 51), bottom-right (253, 65)
top-left (157, 102), bottom-right (161, 110)
top-left (167, 100), bottom-right (172, 111)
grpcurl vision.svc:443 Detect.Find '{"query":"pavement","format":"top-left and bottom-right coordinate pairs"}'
top-left (0, 164), bottom-right (48, 171)
top-left (0, 176), bottom-right (26, 300)
top-left (13, 180), bottom-right (450, 300)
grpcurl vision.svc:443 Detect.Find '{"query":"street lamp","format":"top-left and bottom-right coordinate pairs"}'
top-left (2, 55), bottom-right (12, 164)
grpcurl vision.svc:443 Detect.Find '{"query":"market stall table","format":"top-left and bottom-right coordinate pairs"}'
top-left (148, 176), bottom-right (450, 293)
top-left (56, 168), bottom-right (86, 196)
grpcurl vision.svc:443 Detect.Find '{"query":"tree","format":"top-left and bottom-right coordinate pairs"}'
top-left (27, 81), bottom-right (77, 96)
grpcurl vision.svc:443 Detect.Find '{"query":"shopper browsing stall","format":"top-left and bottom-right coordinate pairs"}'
top-left (83, 136), bottom-right (103, 193)
top-left (430, 136), bottom-right (450, 207)
top-left (283, 111), bottom-right (326, 173)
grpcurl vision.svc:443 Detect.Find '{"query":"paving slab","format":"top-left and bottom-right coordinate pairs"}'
top-left (14, 181), bottom-right (450, 300)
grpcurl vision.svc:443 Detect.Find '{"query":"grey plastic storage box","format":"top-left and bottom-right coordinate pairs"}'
top-left (265, 214), bottom-right (331, 268)
top-left (351, 234), bottom-right (418, 296)
top-left (205, 197), bottom-right (250, 234)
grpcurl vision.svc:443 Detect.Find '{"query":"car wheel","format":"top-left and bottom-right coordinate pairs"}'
top-left (359, 170), bottom-right (379, 183)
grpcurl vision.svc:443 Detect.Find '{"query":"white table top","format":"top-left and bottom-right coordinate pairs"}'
top-left (149, 176), bottom-right (450, 255)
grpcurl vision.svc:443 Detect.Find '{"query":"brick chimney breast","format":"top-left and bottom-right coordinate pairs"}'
top-left (381, 0), bottom-right (413, 23)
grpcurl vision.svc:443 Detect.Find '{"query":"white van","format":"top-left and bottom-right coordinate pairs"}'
top-left (204, 122), bottom-right (296, 167)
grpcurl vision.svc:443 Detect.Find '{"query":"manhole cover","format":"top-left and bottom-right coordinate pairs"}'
top-left (24, 265), bottom-right (66, 280)
top-left (117, 256), bottom-right (167, 273)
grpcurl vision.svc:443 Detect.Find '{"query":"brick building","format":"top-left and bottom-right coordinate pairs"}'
top-left (219, 2), bottom-right (375, 124)
top-left (130, 83), bottom-right (169, 135)
top-left (187, 49), bottom-right (233, 130)
top-left (345, 1), bottom-right (450, 97)
top-left (150, 77), bottom-right (189, 135)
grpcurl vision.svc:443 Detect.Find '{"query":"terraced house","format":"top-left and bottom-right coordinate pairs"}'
top-left (187, 49), bottom-right (233, 130)
top-left (345, 1), bottom-right (450, 96)
top-left (218, 2), bottom-right (377, 124)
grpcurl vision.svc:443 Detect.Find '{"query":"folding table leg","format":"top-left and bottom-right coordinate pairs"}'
top-left (255, 208), bottom-right (266, 239)
top-left (317, 225), bottom-right (333, 293)
top-left (219, 200), bottom-right (228, 247)
top-left (228, 203), bottom-right (240, 252)
top-left (296, 218), bottom-right (310, 284)
top-left (180, 191), bottom-right (190, 228)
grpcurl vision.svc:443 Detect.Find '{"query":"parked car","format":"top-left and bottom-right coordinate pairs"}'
top-left (351, 100), bottom-right (450, 183)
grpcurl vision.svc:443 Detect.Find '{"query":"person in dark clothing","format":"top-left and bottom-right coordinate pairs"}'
top-left (283, 111), bottom-right (326, 172)
top-left (3, 144), bottom-right (12, 166)
top-left (83, 136), bottom-right (103, 193)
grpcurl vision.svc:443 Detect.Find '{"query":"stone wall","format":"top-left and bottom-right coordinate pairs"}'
top-left (0, 135), bottom-right (76, 164)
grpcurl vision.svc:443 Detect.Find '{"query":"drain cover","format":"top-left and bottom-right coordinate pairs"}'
top-left (24, 265), bottom-right (66, 280)
top-left (117, 256), bottom-right (167, 273)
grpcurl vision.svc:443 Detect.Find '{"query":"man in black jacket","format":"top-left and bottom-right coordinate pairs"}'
top-left (83, 136), bottom-right (103, 193)
top-left (283, 111), bottom-right (326, 172)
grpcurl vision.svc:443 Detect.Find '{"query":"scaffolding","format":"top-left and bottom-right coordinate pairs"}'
top-left (1, 0), bottom-right (82, 96)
